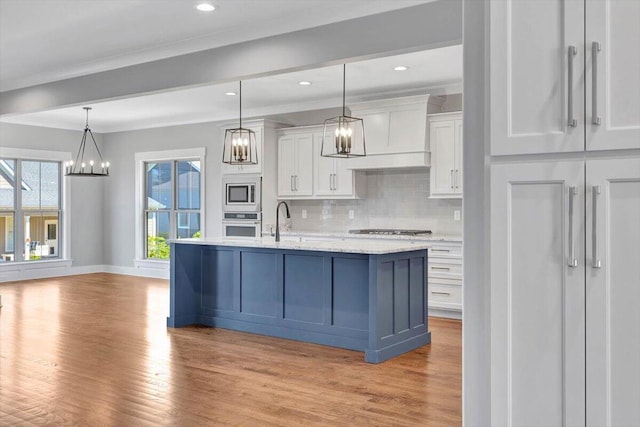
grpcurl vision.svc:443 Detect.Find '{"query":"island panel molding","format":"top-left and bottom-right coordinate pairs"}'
top-left (168, 241), bottom-right (431, 363)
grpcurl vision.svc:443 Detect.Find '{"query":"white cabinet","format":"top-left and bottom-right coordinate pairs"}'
top-left (586, 0), bottom-right (640, 151)
top-left (426, 241), bottom-right (463, 318)
top-left (313, 132), bottom-right (362, 197)
top-left (277, 131), bottom-right (313, 197)
top-left (586, 158), bottom-right (640, 426)
top-left (429, 112), bottom-right (462, 198)
top-left (491, 0), bottom-right (639, 155)
top-left (347, 95), bottom-right (432, 169)
top-left (277, 126), bottom-right (364, 199)
top-left (491, 158), bottom-right (640, 426)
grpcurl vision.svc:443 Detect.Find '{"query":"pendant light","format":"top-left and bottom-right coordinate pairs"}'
top-left (321, 64), bottom-right (366, 158)
top-left (222, 81), bottom-right (258, 165)
top-left (65, 107), bottom-right (110, 177)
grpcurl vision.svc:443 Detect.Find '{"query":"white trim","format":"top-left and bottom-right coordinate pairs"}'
top-left (134, 147), bottom-right (206, 262)
top-left (105, 264), bottom-right (169, 280)
top-left (0, 147), bottom-right (71, 162)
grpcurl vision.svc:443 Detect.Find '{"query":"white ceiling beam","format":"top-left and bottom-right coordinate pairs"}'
top-left (0, 1), bottom-right (462, 117)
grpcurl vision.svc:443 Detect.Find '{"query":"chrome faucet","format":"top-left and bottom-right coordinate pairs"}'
top-left (275, 201), bottom-right (290, 242)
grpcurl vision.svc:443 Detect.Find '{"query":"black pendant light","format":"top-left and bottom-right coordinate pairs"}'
top-left (65, 107), bottom-right (110, 177)
top-left (321, 64), bottom-right (366, 158)
top-left (222, 81), bottom-right (258, 165)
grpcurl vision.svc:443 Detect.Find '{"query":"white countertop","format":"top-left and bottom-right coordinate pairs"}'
top-left (265, 230), bottom-right (463, 243)
top-left (172, 237), bottom-right (430, 255)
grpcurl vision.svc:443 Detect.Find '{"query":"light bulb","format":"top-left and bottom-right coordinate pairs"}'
top-left (232, 139), bottom-right (237, 146)
top-left (89, 160), bottom-right (94, 166)
top-left (347, 127), bottom-right (353, 136)
top-left (335, 128), bottom-right (340, 137)
top-left (105, 162), bottom-right (110, 167)
top-left (243, 139), bottom-right (248, 146)
top-left (101, 163), bottom-right (105, 168)
top-left (81, 162), bottom-right (86, 168)
top-left (69, 160), bottom-right (74, 165)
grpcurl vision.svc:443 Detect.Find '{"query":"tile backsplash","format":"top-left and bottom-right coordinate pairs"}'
top-left (286, 169), bottom-right (462, 236)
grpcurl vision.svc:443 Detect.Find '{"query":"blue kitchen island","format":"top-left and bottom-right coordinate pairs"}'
top-left (168, 238), bottom-right (431, 363)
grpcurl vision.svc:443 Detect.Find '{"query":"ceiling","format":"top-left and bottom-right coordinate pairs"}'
top-left (0, 0), bottom-right (460, 133)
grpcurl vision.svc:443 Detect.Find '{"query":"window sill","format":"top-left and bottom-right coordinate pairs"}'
top-left (134, 259), bottom-right (169, 270)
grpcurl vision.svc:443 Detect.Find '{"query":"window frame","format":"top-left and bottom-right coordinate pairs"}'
top-left (0, 148), bottom-right (70, 264)
top-left (134, 148), bottom-right (206, 266)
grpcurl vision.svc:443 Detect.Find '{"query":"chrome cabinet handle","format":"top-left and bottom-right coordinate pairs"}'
top-left (329, 174), bottom-right (333, 190)
top-left (333, 174), bottom-right (337, 191)
top-left (592, 185), bottom-right (602, 268)
top-left (294, 175), bottom-right (298, 191)
top-left (431, 248), bottom-right (450, 253)
top-left (432, 291), bottom-right (451, 296)
top-left (455, 170), bottom-right (460, 189)
top-left (450, 169), bottom-right (454, 189)
top-left (290, 175), bottom-right (294, 191)
top-left (592, 42), bottom-right (601, 125)
top-left (568, 46), bottom-right (577, 127)
top-left (431, 266), bottom-right (451, 271)
top-left (568, 186), bottom-right (578, 267)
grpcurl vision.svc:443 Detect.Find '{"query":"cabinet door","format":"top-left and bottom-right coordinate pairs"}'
top-left (453, 119), bottom-right (463, 195)
top-left (490, 0), bottom-right (584, 155)
top-left (332, 157), bottom-right (354, 196)
top-left (294, 134), bottom-right (313, 196)
top-left (277, 135), bottom-right (295, 197)
top-left (430, 120), bottom-right (456, 196)
top-left (314, 133), bottom-right (334, 196)
top-left (586, 158), bottom-right (640, 427)
top-left (586, 0), bottom-right (640, 151)
top-left (491, 161), bottom-right (585, 426)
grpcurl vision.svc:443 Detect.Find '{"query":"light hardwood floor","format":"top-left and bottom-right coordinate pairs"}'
top-left (0, 273), bottom-right (461, 426)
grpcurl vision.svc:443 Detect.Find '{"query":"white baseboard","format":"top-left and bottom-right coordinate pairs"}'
top-left (103, 264), bottom-right (169, 280)
top-left (0, 262), bottom-right (169, 283)
top-left (429, 307), bottom-right (462, 320)
top-left (0, 262), bottom-right (105, 283)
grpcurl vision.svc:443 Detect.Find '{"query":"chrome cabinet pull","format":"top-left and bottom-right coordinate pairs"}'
top-left (592, 42), bottom-right (601, 125)
top-left (333, 174), bottom-right (337, 190)
top-left (431, 266), bottom-right (451, 271)
top-left (432, 291), bottom-right (451, 296)
top-left (592, 185), bottom-right (602, 268)
top-left (568, 186), bottom-right (578, 267)
top-left (431, 248), bottom-right (450, 253)
top-left (568, 46), bottom-right (577, 127)
top-left (329, 174), bottom-right (333, 190)
top-left (291, 175), bottom-right (294, 191)
top-left (450, 169), bottom-right (454, 189)
top-left (455, 170), bottom-right (460, 189)
top-left (294, 175), bottom-right (298, 191)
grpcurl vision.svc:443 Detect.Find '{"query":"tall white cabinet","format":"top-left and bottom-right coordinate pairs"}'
top-left (489, 1), bottom-right (640, 426)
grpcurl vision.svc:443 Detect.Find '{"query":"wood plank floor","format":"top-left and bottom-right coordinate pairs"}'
top-left (0, 273), bottom-right (461, 426)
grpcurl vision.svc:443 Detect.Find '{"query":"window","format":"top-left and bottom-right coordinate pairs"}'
top-left (0, 158), bottom-right (62, 262)
top-left (144, 159), bottom-right (201, 259)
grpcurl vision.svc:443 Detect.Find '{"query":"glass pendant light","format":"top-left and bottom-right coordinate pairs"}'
top-left (65, 107), bottom-right (110, 177)
top-left (321, 64), bottom-right (366, 158)
top-left (222, 81), bottom-right (258, 165)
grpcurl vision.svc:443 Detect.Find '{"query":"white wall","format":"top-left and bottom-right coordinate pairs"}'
top-left (101, 122), bottom-right (223, 268)
top-left (0, 122), bottom-right (104, 266)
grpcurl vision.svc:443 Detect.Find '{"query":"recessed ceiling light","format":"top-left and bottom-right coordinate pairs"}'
top-left (225, 91), bottom-right (237, 96)
top-left (298, 81), bottom-right (312, 86)
top-left (393, 66), bottom-right (409, 71)
top-left (196, 3), bottom-right (215, 12)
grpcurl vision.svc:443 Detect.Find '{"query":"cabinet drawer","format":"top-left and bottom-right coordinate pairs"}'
top-left (427, 243), bottom-right (462, 256)
top-left (428, 259), bottom-right (462, 278)
top-left (428, 282), bottom-right (462, 306)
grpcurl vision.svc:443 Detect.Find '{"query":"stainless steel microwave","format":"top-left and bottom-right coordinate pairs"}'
top-left (222, 175), bottom-right (261, 212)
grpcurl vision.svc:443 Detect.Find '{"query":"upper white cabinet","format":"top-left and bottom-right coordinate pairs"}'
top-left (347, 95), bottom-right (432, 169)
top-left (277, 130), bottom-right (313, 197)
top-left (313, 132), bottom-right (364, 198)
top-left (491, 0), bottom-right (639, 155)
top-left (429, 112), bottom-right (462, 198)
top-left (586, 0), bottom-right (640, 151)
top-left (277, 126), bottom-right (364, 199)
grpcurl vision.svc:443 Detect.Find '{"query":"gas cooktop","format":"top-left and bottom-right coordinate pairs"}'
top-left (349, 229), bottom-right (432, 236)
